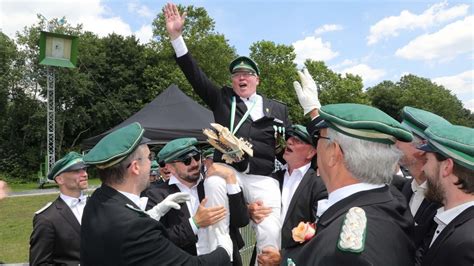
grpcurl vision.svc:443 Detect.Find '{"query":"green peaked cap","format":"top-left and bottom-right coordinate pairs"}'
top-left (287, 124), bottom-right (313, 146)
top-left (158, 138), bottom-right (199, 164)
top-left (419, 124), bottom-right (474, 170)
top-left (316, 103), bottom-right (413, 144)
top-left (83, 122), bottom-right (149, 169)
top-left (401, 106), bottom-right (451, 139)
top-left (229, 56), bottom-right (260, 76)
top-left (202, 148), bottom-right (215, 159)
top-left (48, 151), bottom-right (86, 180)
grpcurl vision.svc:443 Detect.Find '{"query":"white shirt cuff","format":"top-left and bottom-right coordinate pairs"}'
top-left (189, 217), bottom-right (199, 235)
top-left (311, 114), bottom-right (320, 121)
top-left (226, 184), bottom-right (241, 195)
top-left (171, 35), bottom-right (188, 58)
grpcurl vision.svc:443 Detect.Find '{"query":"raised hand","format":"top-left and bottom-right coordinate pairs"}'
top-left (293, 68), bottom-right (321, 116)
top-left (193, 198), bottom-right (227, 228)
top-left (163, 2), bottom-right (186, 40)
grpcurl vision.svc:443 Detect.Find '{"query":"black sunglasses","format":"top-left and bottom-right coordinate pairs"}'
top-left (174, 152), bottom-right (201, 166)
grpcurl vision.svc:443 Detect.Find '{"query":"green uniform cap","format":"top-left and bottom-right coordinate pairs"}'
top-left (202, 148), bottom-right (215, 159)
top-left (401, 106), bottom-right (451, 139)
top-left (288, 124), bottom-right (313, 146)
top-left (229, 56), bottom-right (260, 76)
top-left (48, 151), bottom-right (86, 180)
top-left (158, 138), bottom-right (199, 164)
top-left (83, 122), bottom-right (149, 169)
top-left (418, 124), bottom-right (474, 170)
top-left (315, 103), bottom-right (413, 144)
top-left (150, 160), bottom-right (159, 171)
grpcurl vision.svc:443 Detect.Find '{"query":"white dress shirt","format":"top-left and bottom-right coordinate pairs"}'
top-left (169, 175), bottom-right (202, 234)
top-left (117, 190), bottom-right (148, 211)
top-left (430, 200), bottom-right (474, 247)
top-left (60, 193), bottom-right (87, 224)
top-left (280, 163), bottom-right (311, 221)
top-left (240, 93), bottom-right (264, 121)
top-left (316, 183), bottom-right (386, 218)
top-left (409, 180), bottom-right (427, 217)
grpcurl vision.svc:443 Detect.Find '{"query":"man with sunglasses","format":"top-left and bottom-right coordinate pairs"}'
top-left (145, 137), bottom-right (249, 264)
top-left (415, 124), bottom-right (474, 266)
top-left (81, 123), bottom-right (232, 265)
top-left (30, 151), bottom-right (88, 265)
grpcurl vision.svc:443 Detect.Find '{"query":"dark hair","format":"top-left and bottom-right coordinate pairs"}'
top-left (434, 153), bottom-right (474, 194)
top-left (97, 146), bottom-right (143, 185)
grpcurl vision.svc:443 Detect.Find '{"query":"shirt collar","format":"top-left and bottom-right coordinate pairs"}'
top-left (411, 179), bottom-right (427, 193)
top-left (285, 162), bottom-right (311, 177)
top-left (60, 193), bottom-right (87, 207)
top-left (117, 190), bottom-right (146, 210)
top-left (169, 174), bottom-right (201, 190)
top-left (434, 200), bottom-right (474, 226)
top-left (328, 183), bottom-right (386, 207)
top-left (240, 92), bottom-right (259, 102)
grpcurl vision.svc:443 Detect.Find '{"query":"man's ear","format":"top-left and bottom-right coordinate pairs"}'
top-left (306, 147), bottom-right (317, 160)
top-left (255, 76), bottom-right (260, 86)
top-left (326, 142), bottom-right (341, 167)
top-left (55, 175), bottom-right (64, 185)
top-left (441, 158), bottom-right (454, 177)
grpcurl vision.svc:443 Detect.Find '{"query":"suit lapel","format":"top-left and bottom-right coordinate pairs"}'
top-left (414, 199), bottom-right (430, 222)
top-left (401, 180), bottom-right (413, 202)
top-left (283, 169), bottom-right (314, 226)
top-left (169, 184), bottom-right (192, 219)
top-left (262, 97), bottom-right (272, 118)
top-left (422, 206), bottom-right (474, 265)
top-left (55, 197), bottom-right (81, 234)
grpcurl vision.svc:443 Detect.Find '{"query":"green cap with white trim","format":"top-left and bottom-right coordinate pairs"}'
top-left (418, 124), bottom-right (474, 170)
top-left (401, 106), bottom-right (451, 139)
top-left (313, 103), bottom-right (413, 144)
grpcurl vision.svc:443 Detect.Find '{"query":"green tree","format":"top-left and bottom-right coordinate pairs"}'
top-left (305, 60), bottom-right (369, 105)
top-left (367, 74), bottom-right (473, 126)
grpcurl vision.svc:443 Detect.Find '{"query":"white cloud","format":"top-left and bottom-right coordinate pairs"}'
top-left (464, 98), bottom-right (474, 112)
top-left (128, 1), bottom-right (153, 18)
top-left (395, 16), bottom-right (473, 61)
top-left (367, 1), bottom-right (469, 45)
top-left (432, 70), bottom-right (474, 95)
top-left (0, 0), bottom-right (132, 39)
top-left (314, 24), bottom-right (343, 35)
top-left (338, 64), bottom-right (386, 84)
top-left (134, 24), bottom-right (153, 44)
top-left (292, 36), bottom-right (339, 66)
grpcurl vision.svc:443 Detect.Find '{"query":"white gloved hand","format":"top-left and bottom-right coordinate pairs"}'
top-left (293, 68), bottom-right (321, 115)
top-left (215, 227), bottom-right (233, 261)
top-left (147, 192), bottom-right (191, 221)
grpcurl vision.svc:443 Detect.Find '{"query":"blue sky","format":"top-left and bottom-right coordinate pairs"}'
top-left (1, 0), bottom-right (473, 111)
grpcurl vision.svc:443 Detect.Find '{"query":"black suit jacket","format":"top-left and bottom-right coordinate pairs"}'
top-left (283, 186), bottom-right (415, 266)
top-left (419, 206), bottom-right (474, 266)
top-left (81, 184), bottom-right (230, 265)
top-left (176, 52), bottom-right (291, 176)
top-left (274, 168), bottom-right (327, 249)
top-left (144, 179), bottom-right (248, 265)
top-left (30, 196), bottom-right (81, 265)
top-left (402, 180), bottom-right (441, 247)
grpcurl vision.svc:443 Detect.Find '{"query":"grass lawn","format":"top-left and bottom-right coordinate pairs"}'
top-left (7, 178), bottom-right (102, 192)
top-left (0, 193), bottom-right (58, 263)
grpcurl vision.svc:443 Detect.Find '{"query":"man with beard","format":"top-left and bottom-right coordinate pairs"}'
top-left (396, 106), bottom-right (450, 247)
top-left (145, 138), bottom-right (249, 265)
top-left (30, 152), bottom-right (88, 265)
top-left (415, 124), bottom-right (474, 266)
top-left (280, 103), bottom-right (416, 265)
top-left (81, 123), bottom-right (233, 265)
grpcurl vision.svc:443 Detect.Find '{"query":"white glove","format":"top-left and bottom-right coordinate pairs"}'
top-left (147, 192), bottom-right (191, 221)
top-left (215, 227), bottom-right (233, 261)
top-left (293, 68), bottom-right (321, 115)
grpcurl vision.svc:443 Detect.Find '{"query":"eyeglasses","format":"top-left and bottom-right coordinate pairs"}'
top-left (173, 152), bottom-right (201, 166)
top-left (312, 132), bottom-right (331, 145)
top-left (231, 71), bottom-right (256, 79)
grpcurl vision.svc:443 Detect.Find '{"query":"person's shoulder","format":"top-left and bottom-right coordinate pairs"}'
top-left (267, 97), bottom-right (288, 108)
top-left (35, 201), bottom-right (53, 215)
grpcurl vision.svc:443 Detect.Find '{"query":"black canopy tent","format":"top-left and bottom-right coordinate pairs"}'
top-left (81, 85), bottom-right (213, 150)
